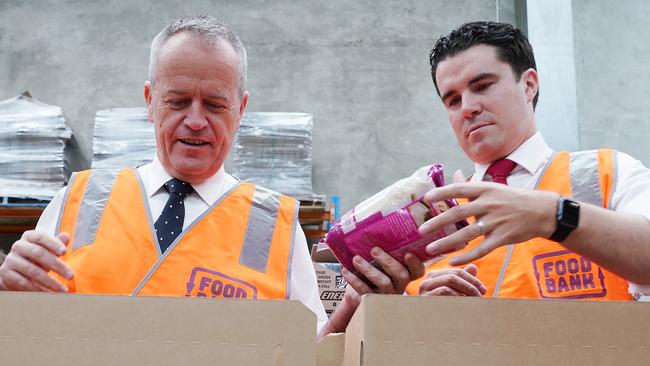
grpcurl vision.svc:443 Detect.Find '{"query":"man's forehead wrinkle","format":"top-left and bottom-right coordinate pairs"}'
top-left (155, 75), bottom-right (235, 97)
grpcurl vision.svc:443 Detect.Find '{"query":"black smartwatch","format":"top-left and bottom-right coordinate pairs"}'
top-left (548, 196), bottom-right (580, 242)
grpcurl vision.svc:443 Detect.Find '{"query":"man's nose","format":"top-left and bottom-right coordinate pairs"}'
top-left (461, 94), bottom-right (481, 119)
top-left (184, 101), bottom-right (208, 130)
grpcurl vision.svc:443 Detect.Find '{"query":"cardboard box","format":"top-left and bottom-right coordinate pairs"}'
top-left (0, 291), bottom-right (316, 365)
top-left (317, 333), bottom-right (345, 366)
top-left (312, 244), bottom-right (347, 317)
top-left (344, 294), bottom-right (650, 366)
top-left (313, 262), bottom-right (347, 317)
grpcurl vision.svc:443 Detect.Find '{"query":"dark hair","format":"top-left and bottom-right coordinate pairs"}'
top-left (430, 21), bottom-right (538, 108)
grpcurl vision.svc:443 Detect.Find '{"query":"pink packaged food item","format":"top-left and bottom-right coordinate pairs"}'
top-left (323, 164), bottom-right (468, 273)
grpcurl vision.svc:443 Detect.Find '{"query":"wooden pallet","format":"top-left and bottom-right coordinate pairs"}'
top-left (298, 197), bottom-right (335, 243)
top-left (0, 198), bottom-right (46, 233)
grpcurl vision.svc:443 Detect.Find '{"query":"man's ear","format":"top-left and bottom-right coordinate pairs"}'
top-left (144, 81), bottom-right (154, 122)
top-left (236, 91), bottom-right (249, 129)
top-left (521, 68), bottom-right (539, 104)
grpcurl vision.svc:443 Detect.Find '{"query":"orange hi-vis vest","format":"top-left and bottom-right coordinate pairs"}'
top-left (54, 168), bottom-right (298, 300)
top-left (407, 149), bottom-right (633, 300)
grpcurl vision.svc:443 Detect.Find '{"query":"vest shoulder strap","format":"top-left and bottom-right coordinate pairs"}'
top-left (65, 168), bottom-right (128, 251)
top-left (240, 185), bottom-right (287, 272)
top-left (568, 149), bottom-right (614, 207)
top-left (537, 149), bottom-right (615, 208)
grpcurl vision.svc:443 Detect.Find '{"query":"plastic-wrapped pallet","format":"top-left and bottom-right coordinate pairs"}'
top-left (0, 95), bottom-right (72, 200)
top-left (92, 108), bottom-right (155, 169)
top-left (233, 113), bottom-right (314, 199)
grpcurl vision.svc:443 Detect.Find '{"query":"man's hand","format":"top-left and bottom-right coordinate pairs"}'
top-left (342, 247), bottom-right (425, 298)
top-left (419, 264), bottom-right (486, 296)
top-left (320, 248), bottom-right (425, 337)
top-left (0, 230), bottom-right (73, 292)
top-left (419, 182), bottom-right (558, 266)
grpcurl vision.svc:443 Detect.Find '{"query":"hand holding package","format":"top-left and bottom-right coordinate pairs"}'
top-left (323, 165), bottom-right (467, 273)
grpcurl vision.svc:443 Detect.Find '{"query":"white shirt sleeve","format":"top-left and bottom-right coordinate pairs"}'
top-left (611, 151), bottom-right (650, 297)
top-left (610, 151), bottom-right (650, 219)
top-left (289, 225), bottom-right (328, 335)
top-left (34, 186), bottom-right (67, 235)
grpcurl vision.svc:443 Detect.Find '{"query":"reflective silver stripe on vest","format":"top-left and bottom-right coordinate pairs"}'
top-left (72, 169), bottom-right (120, 251)
top-left (239, 187), bottom-right (282, 272)
top-left (608, 150), bottom-right (619, 209)
top-left (569, 150), bottom-right (603, 206)
top-left (285, 201), bottom-right (299, 299)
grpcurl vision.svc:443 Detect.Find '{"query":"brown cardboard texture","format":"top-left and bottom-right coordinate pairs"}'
top-left (311, 242), bottom-right (338, 263)
top-left (344, 294), bottom-right (650, 366)
top-left (0, 291), bottom-right (316, 366)
top-left (317, 333), bottom-right (345, 366)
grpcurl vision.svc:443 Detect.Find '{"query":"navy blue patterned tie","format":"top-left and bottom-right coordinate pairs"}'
top-left (155, 178), bottom-right (193, 253)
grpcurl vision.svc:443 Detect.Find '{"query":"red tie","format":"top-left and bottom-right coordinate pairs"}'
top-left (486, 159), bottom-right (517, 185)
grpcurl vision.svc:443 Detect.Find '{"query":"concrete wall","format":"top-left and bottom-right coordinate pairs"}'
top-left (0, 1), bottom-right (514, 212)
top-left (572, 1), bottom-right (650, 164)
top-left (527, 0), bottom-right (579, 152)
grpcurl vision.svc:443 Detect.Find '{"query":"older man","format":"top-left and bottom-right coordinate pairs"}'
top-left (411, 21), bottom-right (650, 300)
top-left (0, 15), bottom-right (330, 329)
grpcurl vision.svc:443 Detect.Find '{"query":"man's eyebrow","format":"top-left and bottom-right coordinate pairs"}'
top-left (206, 93), bottom-right (229, 101)
top-left (441, 72), bottom-right (499, 102)
top-left (161, 90), bottom-right (230, 102)
top-left (468, 73), bottom-right (497, 85)
top-left (441, 89), bottom-right (456, 103)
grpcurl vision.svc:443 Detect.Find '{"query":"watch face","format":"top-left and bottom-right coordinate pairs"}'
top-left (561, 199), bottom-right (580, 229)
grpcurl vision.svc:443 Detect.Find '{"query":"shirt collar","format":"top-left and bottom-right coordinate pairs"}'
top-left (472, 132), bottom-right (553, 182)
top-left (140, 154), bottom-right (235, 205)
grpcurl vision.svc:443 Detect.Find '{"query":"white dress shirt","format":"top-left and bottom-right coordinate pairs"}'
top-left (36, 156), bottom-right (327, 332)
top-left (472, 132), bottom-right (650, 296)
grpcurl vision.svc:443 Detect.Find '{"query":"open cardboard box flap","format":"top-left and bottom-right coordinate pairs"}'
top-left (311, 241), bottom-right (338, 263)
top-left (0, 291), bottom-right (316, 366)
top-left (344, 294), bottom-right (650, 366)
top-left (317, 333), bottom-right (345, 366)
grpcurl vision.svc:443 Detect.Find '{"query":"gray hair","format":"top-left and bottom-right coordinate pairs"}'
top-left (148, 15), bottom-right (247, 95)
